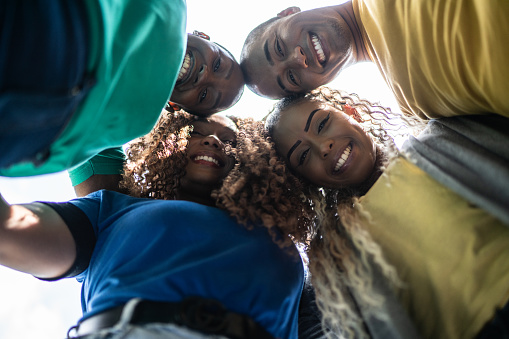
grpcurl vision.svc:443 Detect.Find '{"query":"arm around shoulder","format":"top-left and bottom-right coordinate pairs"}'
top-left (0, 194), bottom-right (76, 279)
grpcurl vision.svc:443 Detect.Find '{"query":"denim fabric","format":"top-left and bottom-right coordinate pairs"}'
top-left (0, 0), bottom-right (91, 168)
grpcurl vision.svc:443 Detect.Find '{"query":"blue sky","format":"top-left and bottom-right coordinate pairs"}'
top-left (0, 1), bottom-right (401, 337)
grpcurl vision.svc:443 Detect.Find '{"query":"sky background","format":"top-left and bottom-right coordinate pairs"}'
top-left (0, 1), bottom-right (401, 338)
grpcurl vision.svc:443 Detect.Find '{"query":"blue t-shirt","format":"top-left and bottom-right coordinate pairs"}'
top-left (51, 191), bottom-right (303, 339)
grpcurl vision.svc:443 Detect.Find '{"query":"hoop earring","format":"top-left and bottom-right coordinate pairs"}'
top-left (192, 30), bottom-right (210, 40)
top-left (343, 104), bottom-right (363, 123)
top-left (166, 101), bottom-right (181, 113)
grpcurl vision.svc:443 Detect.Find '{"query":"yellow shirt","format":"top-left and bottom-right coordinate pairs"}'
top-left (352, 0), bottom-right (509, 119)
top-left (359, 157), bottom-right (509, 339)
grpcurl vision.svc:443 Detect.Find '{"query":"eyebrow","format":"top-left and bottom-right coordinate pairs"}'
top-left (287, 140), bottom-right (301, 161)
top-left (304, 109), bottom-right (320, 131)
top-left (264, 40), bottom-right (274, 66)
top-left (286, 109), bottom-right (321, 161)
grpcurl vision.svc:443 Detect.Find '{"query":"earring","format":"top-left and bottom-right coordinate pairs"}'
top-left (343, 104), bottom-right (363, 123)
top-left (166, 101), bottom-right (181, 113)
top-left (192, 30), bottom-right (210, 41)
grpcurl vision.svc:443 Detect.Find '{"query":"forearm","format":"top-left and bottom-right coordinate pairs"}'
top-left (74, 174), bottom-right (125, 197)
top-left (0, 197), bottom-right (76, 279)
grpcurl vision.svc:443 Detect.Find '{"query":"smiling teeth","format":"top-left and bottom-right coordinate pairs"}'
top-left (194, 155), bottom-right (219, 166)
top-left (311, 34), bottom-right (325, 63)
top-left (334, 145), bottom-right (352, 171)
top-left (177, 53), bottom-right (191, 81)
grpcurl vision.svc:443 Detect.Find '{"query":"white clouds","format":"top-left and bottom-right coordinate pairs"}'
top-left (0, 267), bottom-right (82, 339)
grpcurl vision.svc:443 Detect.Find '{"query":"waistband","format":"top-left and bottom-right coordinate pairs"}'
top-left (69, 297), bottom-right (275, 339)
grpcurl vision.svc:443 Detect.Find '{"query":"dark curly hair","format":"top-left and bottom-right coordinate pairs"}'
top-left (120, 109), bottom-right (314, 248)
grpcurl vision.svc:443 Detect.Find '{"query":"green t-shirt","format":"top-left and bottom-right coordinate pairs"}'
top-left (1, 0), bottom-right (186, 177)
top-left (68, 147), bottom-right (125, 186)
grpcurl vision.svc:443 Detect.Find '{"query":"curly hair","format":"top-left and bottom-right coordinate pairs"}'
top-left (265, 87), bottom-right (425, 338)
top-left (214, 117), bottom-right (315, 247)
top-left (120, 109), bottom-right (314, 249)
top-left (121, 110), bottom-right (194, 200)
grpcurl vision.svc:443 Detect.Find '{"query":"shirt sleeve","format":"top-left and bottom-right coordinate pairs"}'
top-left (37, 201), bottom-right (97, 281)
top-left (67, 147), bottom-right (126, 186)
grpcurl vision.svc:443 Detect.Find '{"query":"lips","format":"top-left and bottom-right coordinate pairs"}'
top-left (191, 152), bottom-right (224, 168)
top-left (176, 52), bottom-right (193, 84)
top-left (333, 143), bottom-right (352, 172)
top-left (310, 33), bottom-right (326, 65)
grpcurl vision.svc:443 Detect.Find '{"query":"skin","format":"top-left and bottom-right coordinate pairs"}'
top-left (170, 34), bottom-right (245, 116)
top-left (272, 100), bottom-right (376, 189)
top-left (242, 3), bottom-right (369, 99)
top-left (178, 115), bottom-right (237, 205)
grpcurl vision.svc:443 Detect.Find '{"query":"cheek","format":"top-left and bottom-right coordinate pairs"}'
top-left (170, 89), bottom-right (196, 107)
top-left (301, 72), bottom-right (333, 90)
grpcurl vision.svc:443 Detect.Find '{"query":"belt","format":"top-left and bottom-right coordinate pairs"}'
top-left (71, 297), bottom-right (275, 339)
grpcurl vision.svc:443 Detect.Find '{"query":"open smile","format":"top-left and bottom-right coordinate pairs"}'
top-left (176, 52), bottom-right (194, 85)
top-left (333, 143), bottom-right (352, 173)
top-left (191, 152), bottom-right (225, 168)
top-left (310, 33), bottom-right (327, 66)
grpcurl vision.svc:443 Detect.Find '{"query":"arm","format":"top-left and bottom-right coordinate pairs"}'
top-left (0, 194), bottom-right (76, 279)
top-left (69, 147), bottom-right (126, 197)
top-left (74, 174), bottom-right (124, 197)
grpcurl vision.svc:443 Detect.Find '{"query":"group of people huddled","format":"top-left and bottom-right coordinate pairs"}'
top-left (1, 1), bottom-right (508, 339)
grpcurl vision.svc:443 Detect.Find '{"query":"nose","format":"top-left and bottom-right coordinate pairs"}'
top-left (201, 134), bottom-right (223, 149)
top-left (289, 46), bottom-right (308, 68)
top-left (193, 64), bottom-right (210, 85)
top-left (318, 138), bottom-right (333, 158)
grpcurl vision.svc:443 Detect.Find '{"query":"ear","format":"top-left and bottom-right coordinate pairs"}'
top-left (277, 6), bottom-right (301, 18)
top-left (192, 30), bottom-right (210, 41)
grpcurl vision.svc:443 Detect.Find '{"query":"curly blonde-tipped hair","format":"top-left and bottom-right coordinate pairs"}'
top-left (120, 109), bottom-right (314, 248)
top-left (265, 87), bottom-right (424, 338)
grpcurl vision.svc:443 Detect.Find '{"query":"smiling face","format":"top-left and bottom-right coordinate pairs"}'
top-left (180, 115), bottom-right (237, 196)
top-left (241, 7), bottom-right (355, 99)
top-left (171, 34), bottom-right (245, 116)
top-left (271, 100), bottom-right (376, 189)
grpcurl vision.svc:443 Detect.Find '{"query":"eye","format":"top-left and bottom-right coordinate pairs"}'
top-left (190, 130), bottom-right (203, 136)
top-left (298, 149), bottom-right (309, 166)
top-left (199, 89), bottom-right (208, 103)
top-left (288, 70), bottom-right (298, 86)
top-left (213, 58), bottom-right (221, 72)
top-left (318, 113), bottom-right (330, 133)
top-left (275, 38), bottom-right (284, 56)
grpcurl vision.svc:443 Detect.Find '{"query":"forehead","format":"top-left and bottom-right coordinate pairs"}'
top-left (272, 100), bottom-right (321, 146)
top-left (277, 100), bottom-right (324, 127)
top-left (242, 21), bottom-right (287, 98)
top-left (194, 115), bottom-right (237, 133)
top-left (188, 33), bottom-right (237, 66)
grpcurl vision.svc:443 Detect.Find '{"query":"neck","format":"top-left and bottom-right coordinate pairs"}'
top-left (335, 1), bottom-right (370, 62)
top-left (175, 185), bottom-right (216, 207)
